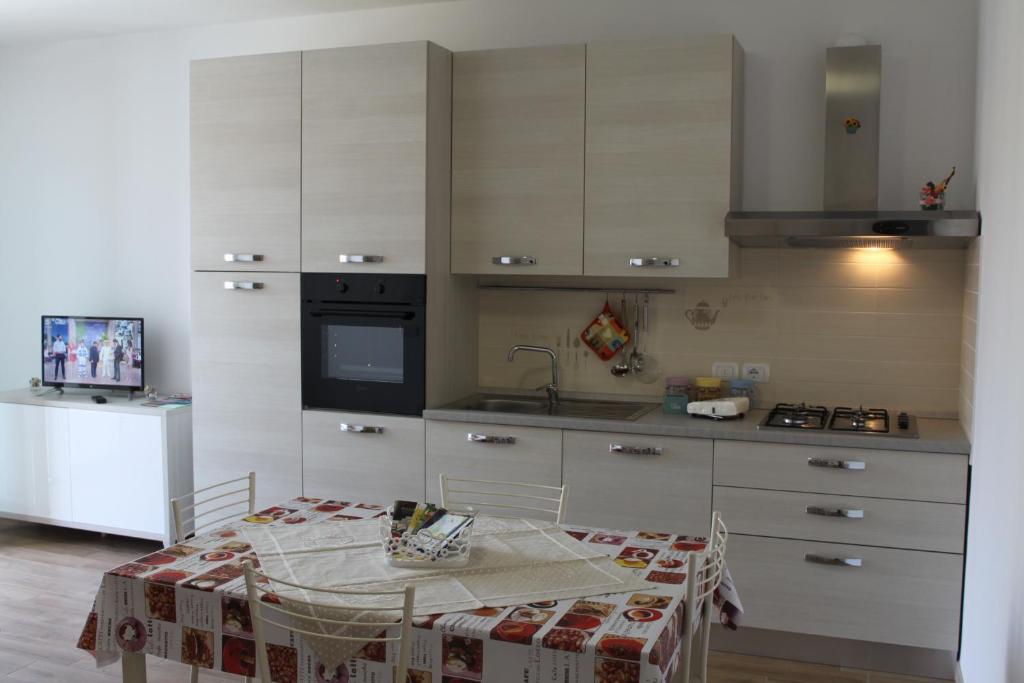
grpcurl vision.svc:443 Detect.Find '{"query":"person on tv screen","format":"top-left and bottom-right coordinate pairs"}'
top-left (100, 340), bottom-right (114, 379)
top-left (52, 335), bottom-right (67, 381)
top-left (76, 340), bottom-right (88, 378)
top-left (113, 340), bottom-right (124, 382)
top-left (89, 341), bottom-right (100, 378)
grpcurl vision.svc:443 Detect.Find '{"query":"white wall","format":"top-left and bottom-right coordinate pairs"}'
top-left (0, 0), bottom-right (979, 392)
top-left (958, 0), bottom-right (1024, 680)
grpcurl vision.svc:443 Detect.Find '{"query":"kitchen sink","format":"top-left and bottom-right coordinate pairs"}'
top-left (454, 395), bottom-right (655, 421)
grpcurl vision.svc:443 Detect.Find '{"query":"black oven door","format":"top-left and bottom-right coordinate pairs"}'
top-left (301, 305), bottom-right (425, 415)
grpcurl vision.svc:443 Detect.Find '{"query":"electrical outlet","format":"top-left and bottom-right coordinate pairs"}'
top-left (742, 363), bottom-right (771, 383)
top-left (712, 362), bottom-right (740, 380)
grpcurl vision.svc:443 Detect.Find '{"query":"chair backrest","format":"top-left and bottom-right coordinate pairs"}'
top-left (439, 473), bottom-right (568, 523)
top-left (169, 472), bottom-right (255, 544)
top-left (696, 511), bottom-right (728, 603)
top-left (242, 560), bottom-right (415, 683)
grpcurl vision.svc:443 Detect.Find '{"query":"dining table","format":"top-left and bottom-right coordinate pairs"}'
top-left (76, 496), bottom-right (743, 683)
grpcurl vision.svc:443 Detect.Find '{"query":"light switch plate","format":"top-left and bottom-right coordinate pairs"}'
top-left (712, 362), bottom-right (740, 380)
top-left (742, 363), bottom-right (771, 383)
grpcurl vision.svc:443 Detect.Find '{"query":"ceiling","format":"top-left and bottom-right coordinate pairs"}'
top-left (0, 0), bottom-right (446, 47)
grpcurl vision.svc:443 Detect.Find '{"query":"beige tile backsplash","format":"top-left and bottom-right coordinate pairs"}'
top-left (478, 247), bottom-right (968, 416)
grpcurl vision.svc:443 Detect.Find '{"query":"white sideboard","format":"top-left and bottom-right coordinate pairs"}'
top-left (0, 388), bottom-right (192, 545)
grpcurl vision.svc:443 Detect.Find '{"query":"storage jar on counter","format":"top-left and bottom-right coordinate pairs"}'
top-left (662, 376), bottom-right (692, 415)
top-left (694, 376), bottom-right (725, 401)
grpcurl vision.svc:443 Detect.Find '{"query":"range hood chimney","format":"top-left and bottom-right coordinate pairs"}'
top-left (726, 44), bottom-right (980, 249)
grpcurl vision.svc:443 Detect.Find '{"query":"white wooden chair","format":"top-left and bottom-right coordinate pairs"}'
top-left (439, 473), bottom-right (568, 523)
top-left (169, 473), bottom-right (255, 682)
top-left (679, 511), bottom-right (728, 683)
top-left (169, 472), bottom-right (256, 544)
top-left (242, 560), bottom-right (415, 683)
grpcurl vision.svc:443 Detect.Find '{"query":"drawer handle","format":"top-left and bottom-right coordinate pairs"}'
top-left (806, 505), bottom-right (865, 519)
top-left (467, 433), bottom-right (516, 445)
top-left (628, 257), bottom-right (679, 268)
top-left (610, 443), bottom-right (663, 456)
top-left (223, 253), bottom-right (263, 263)
top-left (807, 457), bottom-right (866, 470)
top-left (805, 553), bottom-right (862, 568)
top-left (223, 281), bottom-right (264, 290)
top-left (492, 256), bottom-right (537, 266)
top-left (339, 254), bottom-right (384, 264)
top-left (339, 423), bottom-right (384, 434)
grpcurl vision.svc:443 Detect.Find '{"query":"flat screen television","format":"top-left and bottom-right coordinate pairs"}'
top-left (41, 316), bottom-right (144, 391)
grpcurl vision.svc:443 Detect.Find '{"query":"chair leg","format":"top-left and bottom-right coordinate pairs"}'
top-left (190, 664), bottom-right (198, 683)
top-left (699, 598), bottom-right (713, 683)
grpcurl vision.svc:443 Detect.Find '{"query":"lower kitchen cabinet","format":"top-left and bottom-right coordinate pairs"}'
top-left (425, 421), bottom-right (562, 503)
top-left (303, 410), bottom-right (425, 503)
top-left (0, 403), bottom-right (71, 521)
top-left (191, 271), bottom-right (302, 509)
top-left (562, 430), bottom-right (712, 534)
top-left (726, 534), bottom-right (963, 651)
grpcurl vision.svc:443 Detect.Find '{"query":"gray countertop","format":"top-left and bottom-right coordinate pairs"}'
top-left (423, 404), bottom-right (971, 455)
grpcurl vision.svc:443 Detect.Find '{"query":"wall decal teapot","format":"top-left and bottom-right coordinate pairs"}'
top-left (684, 301), bottom-right (720, 331)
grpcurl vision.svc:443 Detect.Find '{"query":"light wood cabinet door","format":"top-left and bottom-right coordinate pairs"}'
top-left (584, 35), bottom-right (743, 277)
top-left (727, 534), bottom-right (963, 650)
top-left (190, 272), bottom-right (301, 509)
top-left (714, 486), bottom-right (966, 554)
top-left (303, 42), bottom-right (440, 274)
top-left (425, 421), bottom-right (562, 503)
top-left (713, 441), bottom-right (968, 504)
top-left (451, 45), bottom-right (585, 275)
top-left (562, 430), bottom-right (712, 534)
top-left (190, 52), bottom-right (301, 272)
top-left (303, 410), bottom-right (425, 504)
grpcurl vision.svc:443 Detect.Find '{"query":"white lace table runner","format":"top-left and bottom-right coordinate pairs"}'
top-left (242, 516), bottom-right (654, 669)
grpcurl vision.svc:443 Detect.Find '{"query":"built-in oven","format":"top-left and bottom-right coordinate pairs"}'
top-left (301, 273), bottom-right (426, 415)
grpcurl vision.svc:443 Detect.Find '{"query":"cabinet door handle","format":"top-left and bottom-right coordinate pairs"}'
top-left (628, 257), bottom-right (679, 268)
top-left (805, 553), bottom-right (862, 568)
top-left (339, 423), bottom-right (384, 434)
top-left (223, 281), bottom-right (264, 290)
top-left (223, 253), bottom-right (264, 263)
top-left (467, 433), bottom-right (516, 445)
top-left (609, 443), bottom-right (663, 456)
top-left (806, 505), bottom-right (865, 519)
top-left (807, 457), bottom-right (866, 470)
top-left (339, 254), bottom-right (384, 264)
top-left (492, 256), bottom-right (537, 266)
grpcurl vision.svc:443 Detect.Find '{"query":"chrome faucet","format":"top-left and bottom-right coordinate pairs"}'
top-left (507, 344), bottom-right (559, 405)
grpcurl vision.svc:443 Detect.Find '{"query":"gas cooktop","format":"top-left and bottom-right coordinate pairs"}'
top-left (758, 403), bottom-right (919, 438)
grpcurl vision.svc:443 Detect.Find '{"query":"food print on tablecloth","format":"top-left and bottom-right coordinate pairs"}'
top-left (77, 497), bottom-right (742, 683)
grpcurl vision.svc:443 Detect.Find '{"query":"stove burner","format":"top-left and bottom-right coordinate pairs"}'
top-left (763, 403), bottom-right (829, 430)
top-left (830, 406), bottom-right (889, 433)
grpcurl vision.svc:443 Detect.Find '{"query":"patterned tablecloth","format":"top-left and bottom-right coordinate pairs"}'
top-left (77, 497), bottom-right (743, 683)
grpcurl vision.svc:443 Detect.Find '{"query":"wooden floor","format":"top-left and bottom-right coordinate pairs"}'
top-left (0, 519), bottom-right (951, 683)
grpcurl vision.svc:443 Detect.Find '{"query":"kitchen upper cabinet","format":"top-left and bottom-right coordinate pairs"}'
top-left (562, 430), bottom-right (712, 534)
top-left (451, 45), bottom-right (586, 275)
top-left (191, 272), bottom-right (302, 509)
top-left (584, 35), bottom-right (743, 277)
top-left (190, 52), bottom-right (301, 272)
top-left (302, 42), bottom-right (450, 274)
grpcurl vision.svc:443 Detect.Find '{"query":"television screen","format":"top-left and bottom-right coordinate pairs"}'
top-left (42, 316), bottom-right (144, 391)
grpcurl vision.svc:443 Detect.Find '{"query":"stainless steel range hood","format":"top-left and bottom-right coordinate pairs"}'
top-left (726, 44), bottom-right (980, 249)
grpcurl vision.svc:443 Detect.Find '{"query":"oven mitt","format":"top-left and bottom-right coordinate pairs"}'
top-left (580, 302), bottom-right (631, 361)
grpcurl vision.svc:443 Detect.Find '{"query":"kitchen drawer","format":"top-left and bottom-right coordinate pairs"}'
top-left (713, 441), bottom-right (967, 503)
top-left (303, 411), bottom-right (425, 504)
top-left (562, 431), bottom-right (712, 534)
top-left (727, 534), bottom-right (962, 650)
top-left (425, 421), bottom-right (562, 504)
top-left (714, 486), bottom-right (965, 553)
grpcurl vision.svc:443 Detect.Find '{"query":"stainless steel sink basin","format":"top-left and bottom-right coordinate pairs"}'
top-left (454, 395), bottom-right (655, 421)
